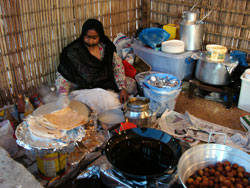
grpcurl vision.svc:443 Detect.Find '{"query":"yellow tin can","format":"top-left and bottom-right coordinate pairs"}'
top-left (36, 152), bottom-right (67, 178)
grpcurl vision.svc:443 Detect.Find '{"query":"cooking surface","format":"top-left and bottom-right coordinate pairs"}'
top-left (107, 137), bottom-right (175, 176)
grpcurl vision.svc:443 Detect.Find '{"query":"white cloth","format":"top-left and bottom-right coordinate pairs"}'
top-left (69, 88), bottom-right (122, 114)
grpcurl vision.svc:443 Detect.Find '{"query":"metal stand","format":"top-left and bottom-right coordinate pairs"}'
top-left (188, 79), bottom-right (238, 109)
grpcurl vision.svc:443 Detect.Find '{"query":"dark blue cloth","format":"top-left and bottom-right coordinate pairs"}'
top-left (230, 50), bottom-right (248, 67)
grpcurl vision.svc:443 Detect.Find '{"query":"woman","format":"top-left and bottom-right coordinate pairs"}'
top-left (56, 19), bottom-right (136, 103)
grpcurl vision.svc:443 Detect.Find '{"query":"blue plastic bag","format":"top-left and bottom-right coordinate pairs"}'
top-left (230, 50), bottom-right (248, 67)
top-left (139, 28), bottom-right (170, 49)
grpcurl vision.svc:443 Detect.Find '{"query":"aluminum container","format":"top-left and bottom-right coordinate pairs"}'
top-left (177, 143), bottom-right (250, 188)
top-left (180, 11), bottom-right (204, 51)
top-left (193, 52), bottom-right (238, 85)
top-left (124, 97), bottom-right (156, 128)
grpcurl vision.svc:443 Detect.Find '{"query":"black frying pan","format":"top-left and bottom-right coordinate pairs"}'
top-left (104, 128), bottom-right (182, 180)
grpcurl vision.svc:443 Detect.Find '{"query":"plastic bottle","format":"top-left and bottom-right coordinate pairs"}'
top-left (17, 94), bottom-right (25, 121)
top-left (24, 97), bottom-right (34, 117)
top-left (29, 93), bottom-right (43, 109)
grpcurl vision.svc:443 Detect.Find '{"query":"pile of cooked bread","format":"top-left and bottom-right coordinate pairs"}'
top-left (26, 107), bottom-right (88, 140)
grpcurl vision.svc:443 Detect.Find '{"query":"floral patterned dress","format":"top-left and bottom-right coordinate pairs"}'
top-left (55, 43), bottom-right (137, 95)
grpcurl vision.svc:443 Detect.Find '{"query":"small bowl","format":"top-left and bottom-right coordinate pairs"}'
top-left (98, 109), bottom-right (125, 130)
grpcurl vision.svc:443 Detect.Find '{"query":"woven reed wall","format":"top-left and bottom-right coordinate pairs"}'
top-left (150, 0), bottom-right (250, 58)
top-left (0, 0), bottom-right (141, 107)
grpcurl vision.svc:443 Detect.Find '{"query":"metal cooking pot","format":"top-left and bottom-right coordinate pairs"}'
top-left (177, 143), bottom-right (250, 188)
top-left (105, 128), bottom-right (182, 180)
top-left (192, 52), bottom-right (239, 85)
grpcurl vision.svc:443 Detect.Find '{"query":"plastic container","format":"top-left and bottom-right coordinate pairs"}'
top-left (135, 71), bottom-right (158, 96)
top-left (161, 40), bottom-right (185, 54)
top-left (238, 72), bottom-right (250, 113)
top-left (245, 68), bottom-right (250, 79)
top-left (143, 86), bottom-right (181, 115)
top-left (206, 44), bottom-right (227, 62)
top-left (163, 24), bottom-right (179, 39)
top-left (132, 43), bottom-right (195, 80)
top-left (0, 120), bottom-right (18, 156)
top-left (143, 73), bottom-right (181, 92)
top-left (142, 73), bottom-right (181, 115)
top-left (98, 109), bottom-right (125, 130)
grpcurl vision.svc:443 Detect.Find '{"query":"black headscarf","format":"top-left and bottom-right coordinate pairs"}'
top-left (58, 19), bottom-right (119, 91)
top-left (80, 19), bottom-right (105, 42)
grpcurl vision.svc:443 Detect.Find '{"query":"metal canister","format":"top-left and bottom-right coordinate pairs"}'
top-left (180, 11), bottom-right (204, 51)
top-left (36, 152), bottom-right (67, 179)
top-left (124, 97), bottom-right (155, 128)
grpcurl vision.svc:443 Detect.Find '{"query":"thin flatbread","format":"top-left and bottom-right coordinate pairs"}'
top-left (27, 117), bottom-right (64, 139)
top-left (43, 107), bottom-right (88, 130)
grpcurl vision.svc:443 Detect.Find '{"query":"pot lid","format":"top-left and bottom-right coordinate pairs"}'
top-left (127, 97), bottom-right (150, 109)
top-left (182, 11), bottom-right (199, 22)
top-left (192, 52), bottom-right (238, 65)
top-left (192, 52), bottom-right (239, 74)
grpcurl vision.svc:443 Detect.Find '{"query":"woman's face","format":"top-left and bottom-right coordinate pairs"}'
top-left (83, 29), bottom-right (100, 47)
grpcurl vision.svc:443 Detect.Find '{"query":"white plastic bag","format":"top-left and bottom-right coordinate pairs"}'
top-left (113, 33), bottom-right (135, 65)
top-left (0, 120), bottom-right (18, 156)
top-left (69, 88), bottom-right (122, 114)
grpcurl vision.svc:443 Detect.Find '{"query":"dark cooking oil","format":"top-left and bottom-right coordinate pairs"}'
top-left (108, 137), bottom-right (175, 176)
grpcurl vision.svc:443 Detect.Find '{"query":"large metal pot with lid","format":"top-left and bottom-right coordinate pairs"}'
top-left (192, 52), bottom-right (239, 85)
top-left (124, 97), bottom-right (156, 128)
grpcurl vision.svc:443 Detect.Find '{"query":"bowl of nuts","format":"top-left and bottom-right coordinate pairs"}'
top-left (177, 144), bottom-right (250, 188)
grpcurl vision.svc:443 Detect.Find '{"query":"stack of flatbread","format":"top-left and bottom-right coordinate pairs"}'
top-left (27, 106), bottom-right (88, 140)
top-left (42, 107), bottom-right (88, 130)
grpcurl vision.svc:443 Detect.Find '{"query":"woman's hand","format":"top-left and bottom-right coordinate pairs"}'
top-left (119, 89), bottom-right (129, 103)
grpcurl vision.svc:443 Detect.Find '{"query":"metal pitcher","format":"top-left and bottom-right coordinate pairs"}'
top-left (180, 11), bottom-right (204, 51)
top-left (124, 97), bottom-right (156, 128)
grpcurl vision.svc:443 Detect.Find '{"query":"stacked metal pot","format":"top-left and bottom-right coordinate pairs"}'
top-left (180, 10), bottom-right (239, 86)
top-left (192, 50), bottom-right (239, 85)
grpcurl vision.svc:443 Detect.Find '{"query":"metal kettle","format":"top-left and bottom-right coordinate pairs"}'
top-left (124, 97), bottom-right (156, 128)
top-left (180, 11), bottom-right (204, 51)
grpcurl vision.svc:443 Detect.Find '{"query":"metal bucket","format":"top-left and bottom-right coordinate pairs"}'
top-left (177, 144), bottom-right (250, 187)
